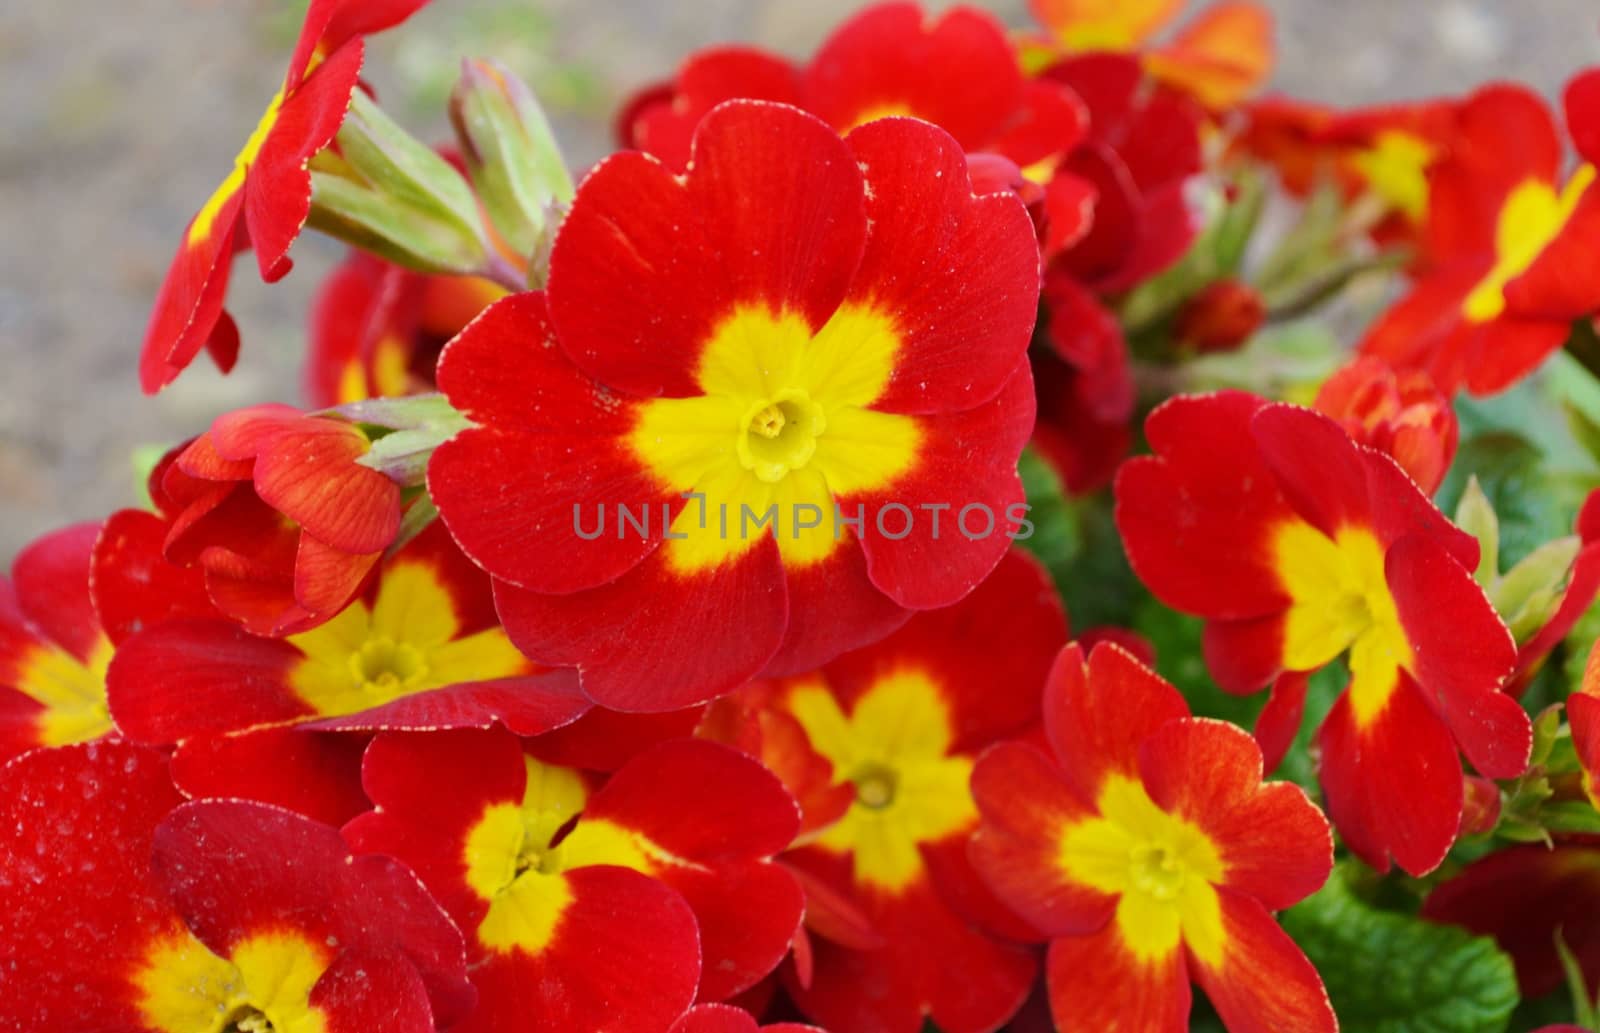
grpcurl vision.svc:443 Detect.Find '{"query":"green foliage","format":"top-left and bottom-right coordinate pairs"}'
top-left (1282, 865), bottom-right (1520, 1033)
top-left (1017, 449), bottom-right (1081, 587)
top-left (1438, 431), bottom-right (1570, 571)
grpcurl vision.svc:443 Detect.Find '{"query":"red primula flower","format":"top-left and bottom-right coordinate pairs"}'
top-left (1424, 843), bottom-right (1600, 998)
top-left (343, 728), bottom-right (803, 1032)
top-left (669, 1004), bottom-right (825, 1033)
top-left (1313, 356), bottom-right (1458, 495)
top-left (1236, 96), bottom-right (1455, 249)
top-left (1115, 392), bottom-right (1531, 874)
top-left (139, 0), bottom-right (433, 393)
top-left (109, 520), bottom-right (588, 742)
top-left (743, 549), bottom-right (1066, 1033)
top-left (430, 101), bottom-right (1041, 710)
top-left (969, 642), bottom-right (1336, 1033)
top-left (1019, 50), bottom-right (1203, 494)
top-left (0, 741), bottom-right (473, 1032)
top-left (306, 249), bottom-right (507, 406)
top-left (157, 403), bottom-right (404, 635)
top-left (1360, 77), bottom-right (1600, 395)
top-left (0, 517), bottom-right (211, 761)
top-left (619, 2), bottom-right (1085, 177)
top-left (1024, 0), bottom-right (1274, 111)
top-left (1033, 52), bottom-right (1202, 281)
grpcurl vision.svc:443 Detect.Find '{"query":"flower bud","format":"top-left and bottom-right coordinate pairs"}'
top-left (1314, 356), bottom-right (1457, 494)
top-left (450, 58), bottom-right (574, 282)
top-left (308, 90), bottom-right (492, 276)
top-left (1173, 278), bottom-right (1266, 355)
top-left (156, 405), bottom-right (404, 636)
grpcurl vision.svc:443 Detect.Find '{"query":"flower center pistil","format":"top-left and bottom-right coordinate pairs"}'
top-left (1129, 843), bottom-right (1187, 900)
top-left (349, 636), bottom-right (429, 696)
top-left (224, 1007), bottom-right (274, 1033)
top-left (737, 389), bottom-right (827, 483)
top-left (851, 762), bottom-right (899, 810)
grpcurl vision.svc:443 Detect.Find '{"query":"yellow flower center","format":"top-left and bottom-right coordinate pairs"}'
top-left (463, 756), bottom-right (684, 957)
top-left (738, 390), bottom-right (827, 483)
top-left (1274, 522), bottom-right (1412, 725)
top-left (786, 670), bottom-right (976, 892)
top-left (287, 561), bottom-right (528, 718)
top-left (348, 636), bottom-right (429, 696)
top-left (1349, 129), bottom-right (1434, 223)
top-left (138, 929), bottom-right (332, 1033)
top-left (1061, 776), bottom-right (1227, 964)
top-left (13, 636), bottom-right (115, 748)
top-left (629, 304), bottom-right (920, 573)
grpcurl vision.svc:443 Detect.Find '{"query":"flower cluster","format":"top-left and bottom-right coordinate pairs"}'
top-left (9, 1), bottom-right (1600, 1031)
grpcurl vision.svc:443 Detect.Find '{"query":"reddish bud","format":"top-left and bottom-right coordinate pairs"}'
top-left (158, 404), bottom-right (403, 636)
top-left (1460, 775), bottom-right (1503, 837)
top-left (1173, 278), bottom-right (1266, 355)
top-left (1314, 356), bottom-right (1459, 494)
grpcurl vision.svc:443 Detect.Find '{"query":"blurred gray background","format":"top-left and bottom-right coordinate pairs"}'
top-left (3, 0), bottom-right (1598, 561)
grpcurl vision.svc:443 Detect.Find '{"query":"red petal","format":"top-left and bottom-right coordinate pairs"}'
top-left (92, 509), bottom-right (216, 643)
top-left (1316, 673), bottom-right (1464, 876)
top-left (842, 117), bottom-right (1041, 414)
top-left (313, 949), bottom-right (437, 1033)
top-left (823, 547), bottom-right (1067, 749)
top-left (1422, 844), bottom-right (1600, 997)
top-left (0, 742), bottom-right (184, 1031)
top-left (1386, 533), bottom-right (1527, 779)
top-left (786, 874), bottom-right (1036, 1033)
top-left (1044, 921), bottom-right (1190, 1033)
top-left (493, 541), bottom-right (788, 712)
top-left (106, 618), bottom-right (307, 743)
top-left (139, 191), bottom-right (242, 394)
top-left (430, 293), bottom-right (671, 595)
top-left (172, 726), bottom-right (370, 826)
top-left (548, 101), bottom-right (867, 398)
top-left (850, 366), bottom-right (1035, 610)
top-left (1188, 888), bottom-right (1337, 1033)
top-left (1044, 642), bottom-right (1190, 802)
top-left (804, 2), bottom-right (1025, 150)
top-left (11, 520), bottom-right (103, 662)
top-left (1252, 671), bottom-right (1308, 775)
top-left (245, 39), bottom-right (364, 280)
top-left (1566, 68), bottom-right (1600, 166)
top-left (969, 740), bottom-right (1111, 938)
top-left (629, 48), bottom-right (803, 169)
top-left (460, 868), bottom-right (700, 1033)
top-left (250, 420), bottom-right (400, 556)
top-left (1115, 391), bottom-right (1295, 619)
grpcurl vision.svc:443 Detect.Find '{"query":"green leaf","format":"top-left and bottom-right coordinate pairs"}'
top-left (1282, 865), bottom-right (1520, 1033)
top-left (1541, 801), bottom-right (1600, 836)
top-left (1053, 495), bottom-right (1146, 632)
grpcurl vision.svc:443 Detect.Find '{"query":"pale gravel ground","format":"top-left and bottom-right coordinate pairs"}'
top-left (3, 0), bottom-right (1598, 559)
